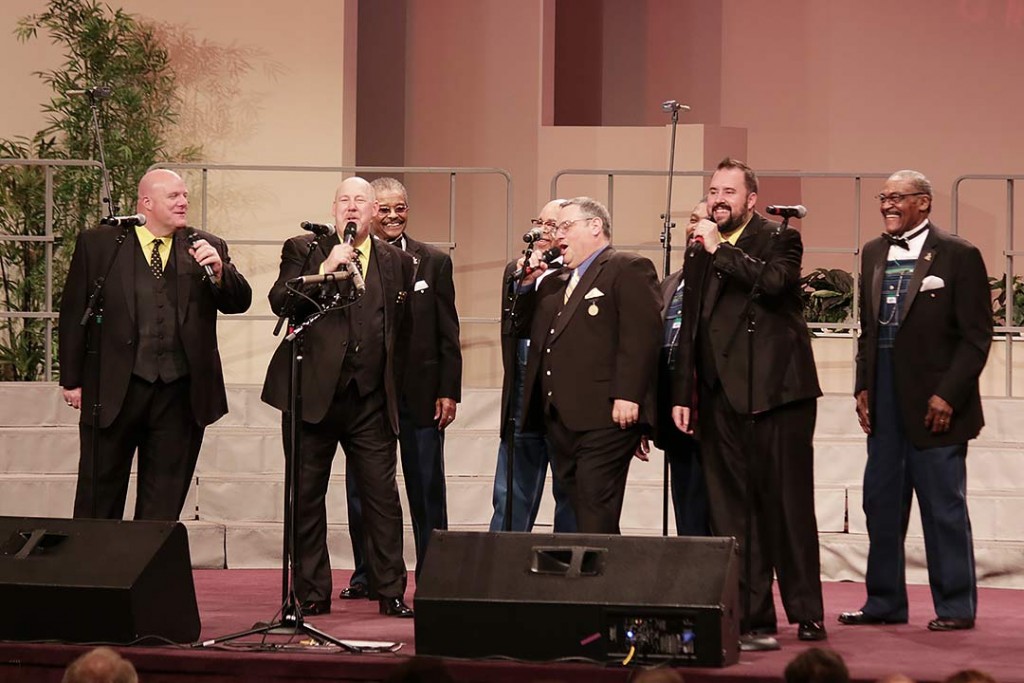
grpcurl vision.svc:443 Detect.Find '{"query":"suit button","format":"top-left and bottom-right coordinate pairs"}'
top-left (127, 339), bottom-right (134, 345)
top-left (546, 348), bottom-right (551, 353)
top-left (547, 391), bottom-right (552, 397)
top-left (549, 328), bottom-right (555, 334)
top-left (546, 370), bottom-right (551, 376)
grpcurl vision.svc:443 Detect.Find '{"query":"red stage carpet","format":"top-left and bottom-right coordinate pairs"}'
top-left (0, 570), bottom-right (1020, 682)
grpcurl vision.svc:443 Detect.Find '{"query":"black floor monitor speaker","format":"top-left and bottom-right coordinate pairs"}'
top-left (415, 531), bottom-right (740, 667)
top-left (0, 516), bottom-right (201, 643)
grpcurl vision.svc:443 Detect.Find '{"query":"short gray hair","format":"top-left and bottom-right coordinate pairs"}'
top-left (560, 196), bottom-right (611, 238)
top-left (889, 170), bottom-right (933, 197)
top-left (370, 177), bottom-right (408, 203)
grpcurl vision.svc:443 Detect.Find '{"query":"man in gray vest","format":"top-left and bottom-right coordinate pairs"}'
top-left (59, 168), bottom-right (252, 520)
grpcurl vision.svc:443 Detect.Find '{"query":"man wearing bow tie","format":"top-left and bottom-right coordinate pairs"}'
top-left (839, 170), bottom-right (991, 632)
top-left (512, 197), bottom-right (661, 533)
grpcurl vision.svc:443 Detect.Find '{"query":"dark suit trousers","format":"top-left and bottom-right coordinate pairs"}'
top-left (289, 384), bottom-right (406, 602)
top-left (489, 342), bottom-right (576, 533)
top-left (74, 375), bottom-right (201, 521)
top-left (346, 397), bottom-right (448, 586)
top-left (545, 411), bottom-right (638, 534)
top-left (665, 437), bottom-right (710, 537)
top-left (862, 348), bottom-right (976, 621)
top-left (699, 382), bottom-right (823, 630)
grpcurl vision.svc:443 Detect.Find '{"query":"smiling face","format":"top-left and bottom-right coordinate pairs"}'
top-left (879, 175), bottom-right (932, 236)
top-left (532, 200), bottom-right (562, 251)
top-left (707, 167), bottom-right (756, 235)
top-left (686, 200), bottom-right (708, 243)
top-left (137, 169), bottom-right (189, 236)
top-left (374, 188), bottom-right (409, 241)
top-left (333, 177), bottom-right (377, 244)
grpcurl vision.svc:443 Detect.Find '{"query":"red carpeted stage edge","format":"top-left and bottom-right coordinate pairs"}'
top-left (0, 571), bottom-right (1019, 683)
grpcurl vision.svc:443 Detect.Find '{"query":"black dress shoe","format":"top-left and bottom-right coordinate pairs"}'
top-left (798, 620), bottom-right (828, 641)
top-left (379, 597), bottom-right (414, 618)
top-left (837, 610), bottom-right (904, 625)
top-left (928, 617), bottom-right (974, 631)
top-left (339, 583), bottom-right (370, 600)
top-left (299, 599), bottom-right (331, 616)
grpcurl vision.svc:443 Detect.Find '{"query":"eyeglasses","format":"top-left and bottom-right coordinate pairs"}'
top-left (554, 217), bottom-right (593, 235)
top-left (876, 192), bottom-right (927, 205)
top-left (530, 218), bottom-right (558, 231)
top-left (378, 204), bottom-right (409, 215)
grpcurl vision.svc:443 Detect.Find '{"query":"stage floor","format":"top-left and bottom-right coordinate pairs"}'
top-left (0, 570), bottom-right (1020, 683)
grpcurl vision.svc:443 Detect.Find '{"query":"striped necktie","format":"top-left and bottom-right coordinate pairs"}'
top-left (563, 269), bottom-right (579, 305)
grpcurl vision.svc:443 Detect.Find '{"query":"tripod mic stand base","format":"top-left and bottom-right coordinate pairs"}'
top-left (739, 633), bottom-right (781, 652)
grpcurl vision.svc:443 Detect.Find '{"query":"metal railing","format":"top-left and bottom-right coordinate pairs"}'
top-left (0, 158), bottom-right (106, 380)
top-left (952, 174), bottom-right (1024, 396)
top-left (149, 163), bottom-right (513, 326)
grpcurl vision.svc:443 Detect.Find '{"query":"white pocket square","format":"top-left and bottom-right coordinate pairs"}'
top-left (584, 288), bottom-right (604, 300)
top-left (920, 275), bottom-right (945, 292)
top-left (414, 280), bottom-right (429, 292)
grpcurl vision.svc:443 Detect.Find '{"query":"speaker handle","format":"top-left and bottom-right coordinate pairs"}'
top-left (530, 545), bottom-right (607, 578)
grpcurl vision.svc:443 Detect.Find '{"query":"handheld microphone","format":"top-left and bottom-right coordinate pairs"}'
top-left (300, 221), bottom-right (336, 237)
top-left (186, 229), bottom-right (216, 279)
top-left (512, 246), bottom-right (563, 280)
top-left (342, 221), bottom-right (365, 295)
top-left (66, 86), bottom-right (112, 99)
top-left (99, 214), bottom-right (146, 227)
top-left (522, 227), bottom-right (544, 243)
top-left (766, 204), bottom-right (807, 219)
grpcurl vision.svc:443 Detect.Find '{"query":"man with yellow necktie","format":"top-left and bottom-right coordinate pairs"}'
top-left (512, 196), bottom-right (661, 533)
top-left (58, 169), bottom-right (252, 521)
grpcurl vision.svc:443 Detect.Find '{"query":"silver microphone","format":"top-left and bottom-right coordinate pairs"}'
top-left (100, 214), bottom-right (146, 227)
top-left (300, 221), bottom-right (336, 237)
top-left (287, 271), bottom-right (353, 286)
top-left (66, 86), bottom-right (112, 99)
top-left (766, 204), bottom-right (808, 219)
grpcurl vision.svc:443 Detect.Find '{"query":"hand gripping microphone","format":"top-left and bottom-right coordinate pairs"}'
top-left (342, 221), bottom-right (366, 295)
top-left (512, 246), bottom-right (563, 280)
top-left (186, 229), bottom-right (216, 279)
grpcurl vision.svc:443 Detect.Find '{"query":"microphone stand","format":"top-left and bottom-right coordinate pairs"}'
top-left (78, 87), bottom-right (120, 519)
top-left (499, 241), bottom-right (537, 531)
top-left (720, 216), bottom-right (789, 653)
top-left (199, 283), bottom-right (376, 651)
top-left (658, 99), bottom-right (688, 536)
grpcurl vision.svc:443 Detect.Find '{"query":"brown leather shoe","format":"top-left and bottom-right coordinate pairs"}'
top-left (379, 597), bottom-right (414, 618)
top-left (838, 610), bottom-right (905, 625)
top-left (928, 617), bottom-right (974, 631)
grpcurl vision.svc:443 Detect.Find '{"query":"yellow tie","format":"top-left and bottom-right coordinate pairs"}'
top-left (564, 270), bottom-right (579, 305)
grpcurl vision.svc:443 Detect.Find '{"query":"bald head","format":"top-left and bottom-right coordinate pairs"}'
top-left (137, 169), bottom-right (189, 236)
top-left (332, 176), bottom-right (378, 245)
top-left (62, 647), bottom-right (138, 683)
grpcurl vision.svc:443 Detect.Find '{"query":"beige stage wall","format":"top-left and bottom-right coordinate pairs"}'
top-left (3, 0), bottom-right (1024, 392)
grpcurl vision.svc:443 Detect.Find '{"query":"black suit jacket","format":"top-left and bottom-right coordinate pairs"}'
top-left (513, 247), bottom-right (662, 433)
top-left (58, 226), bottom-right (252, 428)
top-left (399, 234), bottom-right (462, 427)
top-left (261, 233), bottom-right (416, 432)
top-left (672, 213), bottom-right (822, 414)
top-left (856, 222), bottom-right (992, 448)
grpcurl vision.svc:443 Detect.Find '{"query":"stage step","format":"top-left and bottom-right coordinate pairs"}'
top-left (2, 383), bottom-right (1024, 586)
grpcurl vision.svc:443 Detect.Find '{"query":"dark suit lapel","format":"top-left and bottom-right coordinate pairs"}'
top-left (374, 238), bottom-right (397, 337)
top-left (661, 269), bottom-right (684, 316)
top-left (901, 223), bottom-right (939, 319)
top-left (551, 247), bottom-right (610, 341)
top-left (174, 232), bottom-right (192, 325)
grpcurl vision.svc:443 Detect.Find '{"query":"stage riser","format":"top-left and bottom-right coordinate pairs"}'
top-left (3, 384), bottom-right (1024, 587)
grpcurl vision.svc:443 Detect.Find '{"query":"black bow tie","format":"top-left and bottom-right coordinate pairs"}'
top-left (882, 233), bottom-right (909, 250)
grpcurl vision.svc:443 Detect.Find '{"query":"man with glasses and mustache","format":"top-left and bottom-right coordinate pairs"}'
top-left (512, 197), bottom-right (661, 534)
top-left (838, 170), bottom-right (991, 632)
top-left (491, 200), bottom-right (577, 533)
top-left (670, 158), bottom-right (826, 645)
top-left (339, 177), bottom-right (462, 600)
